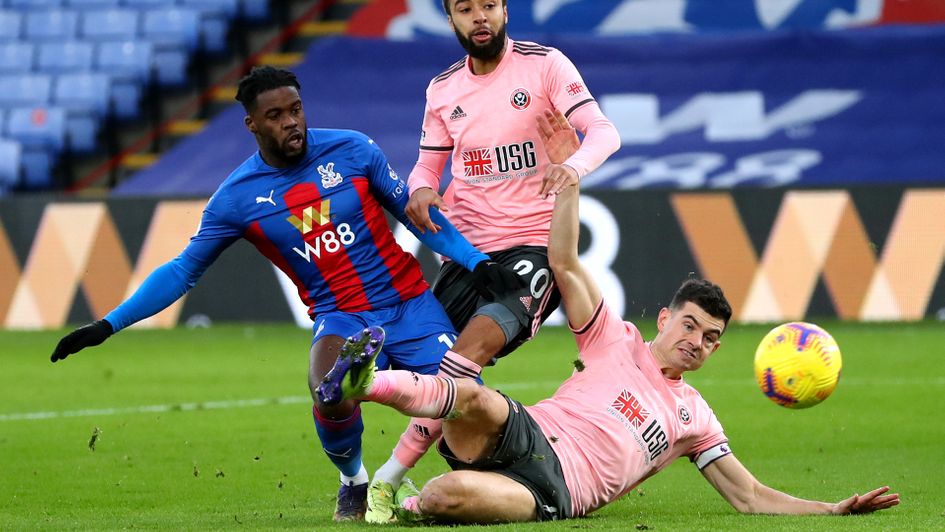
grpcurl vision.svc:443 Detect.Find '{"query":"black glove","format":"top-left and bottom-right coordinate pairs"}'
top-left (470, 261), bottom-right (529, 302)
top-left (51, 320), bottom-right (114, 363)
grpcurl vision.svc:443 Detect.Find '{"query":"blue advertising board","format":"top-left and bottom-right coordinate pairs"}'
top-left (116, 27), bottom-right (945, 196)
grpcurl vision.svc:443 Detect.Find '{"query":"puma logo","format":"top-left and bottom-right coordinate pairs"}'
top-left (255, 190), bottom-right (276, 206)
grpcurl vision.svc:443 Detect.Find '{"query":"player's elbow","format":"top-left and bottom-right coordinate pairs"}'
top-left (547, 246), bottom-right (578, 279)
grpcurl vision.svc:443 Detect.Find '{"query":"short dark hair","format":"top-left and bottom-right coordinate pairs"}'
top-left (670, 278), bottom-right (732, 330)
top-left (235, 66), bottom-right (301, 112)
top-left (442, 0), bottom-right (507, 15)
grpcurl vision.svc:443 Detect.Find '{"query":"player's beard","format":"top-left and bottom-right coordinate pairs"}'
top-left (454, 24), bottom-right (507, 61)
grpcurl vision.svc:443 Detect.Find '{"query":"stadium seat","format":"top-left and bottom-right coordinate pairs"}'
top-left (238, 0), bottom-right (269, 23)
top-left (0, 42), bottom-right (33, 74)
top-left (0, 74), bottom-right (53, 109)
top-left (80, 8), bottom-right (138, 41)
top-left (6, 106), bottom-right (66, 189)
top-left (0, 138), bottom-right (22, 193)
top-left (179, 0), bottom-right (238, 54)
top-left (0, 11), bottom-right (21, 42)
top-left (66, 0), bottom-right (121, 8)
top-left (9, 0), bottom-right (64, 10)
top-left (54, 72), bottom-right (110, 152)
top-left (95, 40), bottom-right (153, 120)
top-left (121, 0), bottom-right (175, 10)
top-left (24, 10), bottom-right (79, 42)
top-left (141, 8), bottom-right (200, 87)
top-left (37, 41), bottom-right (94, 74)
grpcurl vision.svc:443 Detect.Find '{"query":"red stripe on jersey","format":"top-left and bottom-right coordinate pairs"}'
top-left (352, 178), bottom-right (428, 301)
top-left (284, 183), bottom-right (372, 312)
top-left (244, 220), bottom-right (316, 314)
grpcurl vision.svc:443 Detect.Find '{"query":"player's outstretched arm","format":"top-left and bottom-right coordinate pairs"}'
top-left (701, 454), bottom-right (900, 515)
top-left (547, 184), bottom-right (600, 329)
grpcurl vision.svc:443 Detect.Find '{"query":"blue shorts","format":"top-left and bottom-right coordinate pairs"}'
top-left (311, 291), bottom-right (457, 376)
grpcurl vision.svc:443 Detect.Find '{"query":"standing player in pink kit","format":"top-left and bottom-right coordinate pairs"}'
top-left (317, 133), bottom-right (901, 522)
top-left (364, 0), bottom-right (621, 520)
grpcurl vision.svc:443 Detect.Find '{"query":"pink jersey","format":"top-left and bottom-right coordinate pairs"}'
top-left (409, 39), bottom-right (617, 252)
top-left (526, 301), bottom-right (728, 517)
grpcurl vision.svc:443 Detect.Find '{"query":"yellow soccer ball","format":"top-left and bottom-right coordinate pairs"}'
top-left (754, 322), bottom-right (842, 409)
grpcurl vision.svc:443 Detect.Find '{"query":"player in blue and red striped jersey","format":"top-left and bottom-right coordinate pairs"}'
top-left (49, 66), bottom-right (524, 522)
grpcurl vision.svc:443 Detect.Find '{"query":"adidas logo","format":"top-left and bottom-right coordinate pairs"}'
top-left (413, 424), bottom-right (431, 439)
top-left (520, 295), bottom-right (533, 312)
top-left (449, 106), bottom-right (467, 120)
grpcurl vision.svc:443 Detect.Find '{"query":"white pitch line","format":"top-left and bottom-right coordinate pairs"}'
top-left (3, 376), bottom-right (942, 422)
top-left (0, 395), bottom-right (313, 422)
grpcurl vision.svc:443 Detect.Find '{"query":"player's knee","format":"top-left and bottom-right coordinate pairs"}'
top-left (454, 380), bottom-right (495, 416)
top-left (419, 474), bottom-right (468, 516)
top-left (312, 398), bottom-right (356, 420)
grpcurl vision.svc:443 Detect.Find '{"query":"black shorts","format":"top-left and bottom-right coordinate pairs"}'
top-left (437, 395), bottom-right (572, 521)
top-left (432, 245), bottom-right (561, 358)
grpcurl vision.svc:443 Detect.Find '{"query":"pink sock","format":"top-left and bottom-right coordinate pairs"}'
top-left (438, 350), bottom-right (482, 379)
top-left (366, 370), bottom-right (456, 419)
top-left (390, 351), bottom-right (481, 467)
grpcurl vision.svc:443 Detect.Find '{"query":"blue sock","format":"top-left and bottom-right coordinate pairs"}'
top-left (313, 404), bottom-right (364, 478)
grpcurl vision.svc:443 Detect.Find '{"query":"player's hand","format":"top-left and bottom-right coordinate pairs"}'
top-left (470, 261), bottom-right (528, 302)
top-left (51, 320), bottom-right (114, 363)
top-left (537, 109), bottom-right (580, 165)
top-left (406, 187), bottom-right (448, 234)
top-left (831, 486), bottom-right (900, 514)
top-left (540, 163), bottom-right (579, 200)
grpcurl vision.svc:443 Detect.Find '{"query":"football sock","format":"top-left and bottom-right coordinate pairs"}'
top-left (341, 464), bottom-right (369, 486)
top-left (373, 455), bottom-right (408, 487)
top-left (313, 404), bottom-right (365, 478)
top-left (388, 351), bottom-right (482, 469)
top-left (366, 371), bottom-right (456, 419)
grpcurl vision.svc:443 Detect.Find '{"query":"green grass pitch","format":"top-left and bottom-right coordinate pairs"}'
top-left (1, 321), bottom-right (942, 530)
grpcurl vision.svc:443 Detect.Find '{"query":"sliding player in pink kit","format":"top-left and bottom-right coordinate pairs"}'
top-left (365, 0), bottom-right (621, 520)
top-left (317, 110), bottom-right (901, 524)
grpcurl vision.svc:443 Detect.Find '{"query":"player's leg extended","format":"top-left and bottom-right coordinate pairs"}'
top-left (309, 326), bottom-right (383, 522)
top-left (368, 293), bottom-right (466, 523)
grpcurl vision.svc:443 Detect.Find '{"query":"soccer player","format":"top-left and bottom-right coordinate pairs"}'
top-left (48, 66), bottom-right (524, 522)
top-left (317, 180), bottom-right (901, 523)
top-left (366, 0), bottom-right (622, 520)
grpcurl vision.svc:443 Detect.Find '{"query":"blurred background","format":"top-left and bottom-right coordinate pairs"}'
top-left (1, 0), bottom-right (943, 330)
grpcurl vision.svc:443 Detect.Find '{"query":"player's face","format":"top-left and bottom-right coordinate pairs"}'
top-left (652, 302), bottom-right (724, 377)
top-left (448, 0), bottom-right (507, 60)
top-left (245, 86), bottom-right (307, 167)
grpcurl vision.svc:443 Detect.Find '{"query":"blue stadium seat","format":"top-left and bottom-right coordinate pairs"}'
top-left (0, 11), bottom-right (21, 42)
top-left (95, 40), bottom-right (153, 119)
top-left (66, 0), bottom-right (121, 8)
top-left (141, 8), bottom-right (199, 87)
top-left (121, 0), bottom-right (174, 10)
top-left (25, 9), bottom-right (79, 42)
top-left (37, 41), bottom-right (94, 74)
top-left (80, 8), bottom-right (138, 41)
top-left (9, 0), bottom-right (64, 10)
top-left (54, 72), bottom-right (110, 152)
top-left (0, 138), bottom-right (22, 193)
top-left (0, 42), bottom-right (33, 74)
top-left (179, 0), bottom-right (237, 54)
top-left (239, 0), bottom-right (269, 23)
top-left (0, 74), bottom-right (53, 108)
top-left (6, 106), bottom-right (66, 189)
